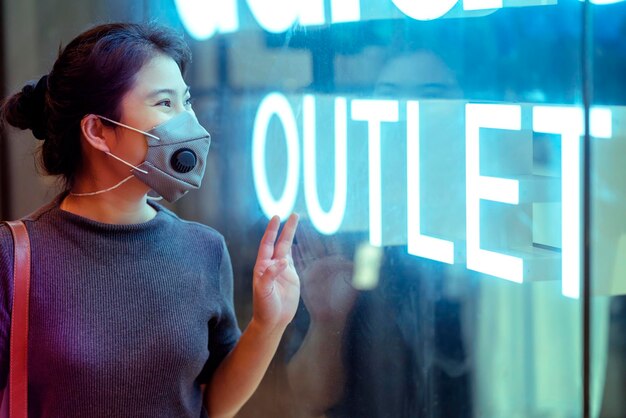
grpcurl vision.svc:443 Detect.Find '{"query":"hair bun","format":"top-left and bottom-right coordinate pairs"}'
top-left (21, 75), bottom-right (49, 140)
top-left (6, 75), bottom-right (49, 140)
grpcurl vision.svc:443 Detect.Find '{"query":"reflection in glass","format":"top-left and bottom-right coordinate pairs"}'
top-left (178, 1), bottom-right (626, 417)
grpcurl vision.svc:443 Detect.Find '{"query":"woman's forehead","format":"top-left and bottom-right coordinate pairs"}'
top-left (130, 54), bottom-right (187, 96)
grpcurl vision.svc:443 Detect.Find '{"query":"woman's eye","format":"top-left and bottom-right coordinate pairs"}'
top-left (157, 99), bottom-right (172, 107)
top-left (185, 97), bottom-right (194, 107)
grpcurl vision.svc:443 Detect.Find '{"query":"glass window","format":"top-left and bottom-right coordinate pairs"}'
top-left (167, 1), bottom-right (626, 417)
top-left (6, 0), bottom-right (624, 416)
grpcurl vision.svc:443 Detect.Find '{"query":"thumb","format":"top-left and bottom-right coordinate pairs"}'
top-left (256, 259), bottom-right (289, 297)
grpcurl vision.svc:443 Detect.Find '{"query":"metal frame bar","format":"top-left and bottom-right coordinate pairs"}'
top-left (582, 0), bottom-right (593, 417)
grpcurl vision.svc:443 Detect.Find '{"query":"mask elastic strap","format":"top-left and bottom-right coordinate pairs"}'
top-left (69, 175), bottom-right (135, 197)
top-left (105, 152), bottom-right (149, 175)
top-left (69, 152), bottom-right (149, 196)
top-left (96, 114), bottom-right (161, 140)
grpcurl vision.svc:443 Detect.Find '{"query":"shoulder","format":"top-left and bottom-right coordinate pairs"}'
top-left (0, 223), bottom-right (13, 259)
top-left (0, 196), bottom-right (60, 269)
top-left (0, 223), bottom-right (11, 241)
top-left (0, 224), bottom-right (14, 307)
top-left (19, 194), bottom-right (63, 224)
top-left (0, 222), bottom-right (19, 265)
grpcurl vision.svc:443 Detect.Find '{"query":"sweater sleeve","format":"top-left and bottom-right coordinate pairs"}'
top-left (0, 225), bottom-right (14, 391)
top-left (197, 236), bottom-right (242, 384)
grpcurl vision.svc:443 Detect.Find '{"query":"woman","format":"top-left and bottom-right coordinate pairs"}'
top-left (0, 22), bottom-right (299, 417)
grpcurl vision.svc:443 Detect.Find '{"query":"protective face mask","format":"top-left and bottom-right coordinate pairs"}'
top-left (72, 111), bottom-right (211, 203)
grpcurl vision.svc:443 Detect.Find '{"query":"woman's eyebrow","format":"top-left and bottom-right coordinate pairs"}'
top-left (146, 86), bottom-right (191, 98)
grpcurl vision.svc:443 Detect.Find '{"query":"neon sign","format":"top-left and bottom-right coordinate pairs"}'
top-left (174, 0), bottom-right (557, 40)
top-left (251, 93), bottom-right (613, 298)
top-left (173, 0), bottom-right (623, 296)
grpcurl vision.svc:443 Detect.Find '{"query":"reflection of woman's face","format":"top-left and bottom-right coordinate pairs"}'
top-left (374, 51), bottom-right (461, 99)
top-left (109, 53), bottom-right (194, 167)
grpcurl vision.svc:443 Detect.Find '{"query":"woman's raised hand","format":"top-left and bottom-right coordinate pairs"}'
top-left (252, 213), bottom-right (300, 331)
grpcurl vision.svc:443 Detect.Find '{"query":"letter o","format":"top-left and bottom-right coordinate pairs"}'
top-left (252, 93), bottom-right (300, 220)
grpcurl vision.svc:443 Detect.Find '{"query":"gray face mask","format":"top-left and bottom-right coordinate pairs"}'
top-left (72, 111), bottom-right (211, 203)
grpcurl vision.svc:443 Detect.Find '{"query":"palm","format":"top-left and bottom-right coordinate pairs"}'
top-left (253, 214), bottom-right (301, 329)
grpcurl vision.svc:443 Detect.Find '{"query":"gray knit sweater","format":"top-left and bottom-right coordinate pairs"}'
top-left (0, 195), bottom-right (241, 417)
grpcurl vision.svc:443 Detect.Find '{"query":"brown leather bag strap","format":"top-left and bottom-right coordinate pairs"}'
top-left (5, 221), bottom-right (30, 418)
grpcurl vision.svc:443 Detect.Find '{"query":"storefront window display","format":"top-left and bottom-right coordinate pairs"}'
top-left (3, 0), bottom-right (626, 416)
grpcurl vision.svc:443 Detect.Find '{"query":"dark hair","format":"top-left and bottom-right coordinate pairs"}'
top-left (0, 22), bottom-right (192, 189)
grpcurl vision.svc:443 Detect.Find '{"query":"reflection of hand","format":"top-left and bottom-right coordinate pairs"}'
top-left (293, 221), bottom-right (358, 326)
top-left (252, 214), bottom-right (300, 331)
top-left (287, 221), bottom-right (358, 415)
top-left (300, 255), bottom-right (357, 325)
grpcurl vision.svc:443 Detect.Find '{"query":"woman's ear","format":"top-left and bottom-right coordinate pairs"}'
top-left (80, 114), bottom-right (111, 153)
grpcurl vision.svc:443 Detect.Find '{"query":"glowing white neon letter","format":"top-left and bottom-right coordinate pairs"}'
top-left (331, 0), bottom-right (361, 23)
top-left (246, 0), bottom-right (299, 33)
top-left (299, 0), bottom-right (326, 25)
top-left (391, 0), bottom-right (459, 20)
top-left (174, 0), bottom-right (239, 40)
top-left (351, 99), bottom-right (399, 246)
top-left (406, 101), bottom-right (455, 264)
top-left (246, 0), bottom-right (325, 33)
top-left (532, 106), bottom-right (612, 298)
top-left (466, 103), bottom-right (523, 282)
top-left (252, 93), bottom-right (300, 220)
top-left (303, 96), bottom-right (348, 235)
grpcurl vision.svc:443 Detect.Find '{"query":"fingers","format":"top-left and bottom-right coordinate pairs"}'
top-left (273, 213), bottom-right (299, 259)
top-left (256, 258), bottom-right (289, 296)
top-left (256, 213), bottom-right (299, 272)
top-left (256, 215), bottom-right (280, 264)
